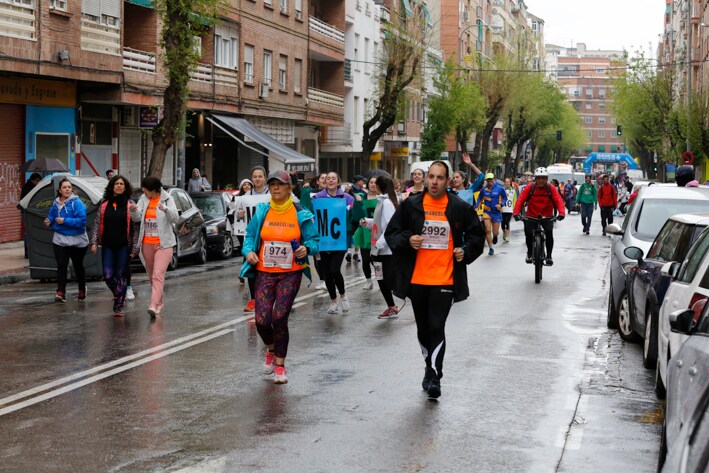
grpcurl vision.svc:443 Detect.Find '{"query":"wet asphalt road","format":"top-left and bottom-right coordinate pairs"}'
top-left (0, 214), bottom-right (662, 472)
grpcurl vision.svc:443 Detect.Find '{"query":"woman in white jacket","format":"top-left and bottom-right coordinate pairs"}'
top-left (129, 176), bottom-right (179, 318)
top-left (360, 175), bottom-right (400, 319)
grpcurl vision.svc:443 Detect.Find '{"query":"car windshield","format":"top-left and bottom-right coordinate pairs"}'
top-left (635, 199), bottom-right (709, 238)
top-left (192, 195), bottom-right (224, 220)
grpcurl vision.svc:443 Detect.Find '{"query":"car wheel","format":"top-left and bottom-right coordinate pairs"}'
top-left (195, 234), bottom-right (208, 265)
top-left (607, 284), bottom-right (618, 329)
top-left (618, 292), bottom-right (640, 342)
top-left (219, 232), bottom-right (234, 259)
top-left (655, 354), bottom-right (666, 399)
top-left (167, 248), bottom-right (178, 272)
top-left (643, 305), bottom-right (659, 369)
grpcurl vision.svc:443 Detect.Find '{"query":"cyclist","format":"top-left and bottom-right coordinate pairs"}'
top-left (513, 167), bottom-right (565, 266)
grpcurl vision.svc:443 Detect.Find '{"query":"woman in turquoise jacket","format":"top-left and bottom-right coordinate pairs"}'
top-left (239, 170), bottom-right (319, 384)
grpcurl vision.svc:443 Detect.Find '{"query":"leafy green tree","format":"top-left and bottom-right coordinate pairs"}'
top-left (533, 102), bottom-right (584, 168)
top-left (148, 0), bottom-right (220, 177)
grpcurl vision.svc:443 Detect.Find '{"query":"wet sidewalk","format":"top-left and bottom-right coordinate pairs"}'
top-left (0, 240), bottom-right (29, 285)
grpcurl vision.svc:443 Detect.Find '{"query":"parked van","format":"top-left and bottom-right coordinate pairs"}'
top-left (409, 160), bottom-right (453, 176)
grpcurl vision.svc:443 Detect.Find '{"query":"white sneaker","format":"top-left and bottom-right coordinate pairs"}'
top-left (125, 286), bottom-right (135, 300)
top-left (327, 303), bottom-right (339, 314)
top-left (340, 298), bottom-right (350, 312)
top-left (316, 281), bottom-right (327, 290)
top-left (364, 279), bottom-right (373, 290)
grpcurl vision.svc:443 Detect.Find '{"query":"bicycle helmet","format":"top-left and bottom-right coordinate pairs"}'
top-left (534, 167), bottom-right (548, 177)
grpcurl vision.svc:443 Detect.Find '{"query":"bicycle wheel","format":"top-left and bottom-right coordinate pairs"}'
top-left (534, 233), bottom-right (544, 283)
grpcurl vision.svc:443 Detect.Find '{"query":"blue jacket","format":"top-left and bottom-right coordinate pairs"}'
top-left (239, 202), bottom-right (320, 279)
top-left (47, 194), bottom-right (87, 236)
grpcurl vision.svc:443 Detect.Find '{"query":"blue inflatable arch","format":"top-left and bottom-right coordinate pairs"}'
top-left (583, 152), bottom-right (639, 174)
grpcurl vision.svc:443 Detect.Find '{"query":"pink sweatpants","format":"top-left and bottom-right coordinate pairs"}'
top-left (141, 244), bottom-right (172, 312)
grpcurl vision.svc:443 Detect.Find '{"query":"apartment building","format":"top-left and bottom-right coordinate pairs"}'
top-left (547, 43), bottom-right (625, 159)
top-left (0, 0), bottom-right (350, 242)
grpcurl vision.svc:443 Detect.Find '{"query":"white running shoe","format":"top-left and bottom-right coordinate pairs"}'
top-left (126, 286), bottom-right (135, 300)
top-left (316, 281), bottom-right (327, 290)
top-left (364, 279), bottom-right (373, 290)
top-left (341, 298), bottom-right (350, 312)
top-left (327, 303), bottom-right (339, 314)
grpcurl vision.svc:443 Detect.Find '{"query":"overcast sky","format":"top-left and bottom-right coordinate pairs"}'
top-left (527, 0), bottom-right (667, 54)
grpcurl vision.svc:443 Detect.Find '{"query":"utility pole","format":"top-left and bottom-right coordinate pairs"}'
top-left (687, 0), bottom-right (692, 152)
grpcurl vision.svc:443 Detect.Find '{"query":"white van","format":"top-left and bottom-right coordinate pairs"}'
top-left (410, 160), bottom-right (453, 176)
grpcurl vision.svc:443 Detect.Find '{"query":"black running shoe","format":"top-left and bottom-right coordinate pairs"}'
top-left (545, 257), bottom-right (554, 266)
top-left (427, 376), bottom-right (441, 399)
top-left (525, 255), bottom-right (533, 264)
top-left (345, 253), bottom-right (352, 263)
top-left (492, 234), bottom-right (498, 245)
top-left (422, 367), bottom-right (436, 391)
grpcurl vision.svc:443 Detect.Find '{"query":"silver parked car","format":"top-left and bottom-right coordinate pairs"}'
top-left (607, 185), bottom-right (709, 333)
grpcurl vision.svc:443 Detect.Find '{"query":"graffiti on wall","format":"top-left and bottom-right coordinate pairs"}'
top-left (0, 163), bottom-right (22, 208)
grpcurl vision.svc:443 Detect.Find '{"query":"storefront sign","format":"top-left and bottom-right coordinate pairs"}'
top-left (139, 106), bottom-right (161, 128)
top-left (0, 77), bottom-right (76, 107)
top-left (388, 147), bottom-right (409, 157)
top-left (370, 152), bottom-right (382, 161)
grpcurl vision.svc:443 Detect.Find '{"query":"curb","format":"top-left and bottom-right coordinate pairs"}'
top-left (0, 271), bottom-right (31, 286)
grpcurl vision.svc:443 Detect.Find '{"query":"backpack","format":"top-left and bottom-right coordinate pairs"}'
top-left (528, 183), bottom-right (553, 201)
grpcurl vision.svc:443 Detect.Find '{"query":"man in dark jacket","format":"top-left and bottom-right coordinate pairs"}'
top-left (385, 161), bottom-right (485, 399)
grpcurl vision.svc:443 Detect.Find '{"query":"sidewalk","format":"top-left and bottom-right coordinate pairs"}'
top-left (0, 240), bottom-right (30, 285)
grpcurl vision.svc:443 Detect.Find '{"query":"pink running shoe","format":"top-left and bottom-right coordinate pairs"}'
top-left (263, 351), bottom-right (275, 374)
top-left (273, 365), bottom-right (288, 384)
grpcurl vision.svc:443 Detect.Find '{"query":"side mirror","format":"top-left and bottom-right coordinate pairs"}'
top-left (606, 223), bottom-right (623, 235)
top-left (670, 308), bottom-right (695, 334)
top-left (624, 246), bottom-right (644, 261)
top-left (177, 210), bottom-right (183, 217)
top-left (661, 261), bottom-right (680, 279)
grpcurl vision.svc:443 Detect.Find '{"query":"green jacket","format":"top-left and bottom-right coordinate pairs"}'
top-left (576, 182), bottom-right (597, 205)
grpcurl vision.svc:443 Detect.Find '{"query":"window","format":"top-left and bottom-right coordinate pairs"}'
top-left (637, 200), bottom-right (709, 241)
top-left (354, 34), bottom-right (360, 71)
top-left (598, 131), bottom-right (605, 138)
top-left (587, 131), bottom-right (593, 138)
top-left (279, 55), bottom-right (287, 90)
top-left (599, 88), bottom-right (606, 99)
top-left (82, 0), bottom-right (120, 24)
top-left (263, 51), bottom-right (272, 86)
top-left (586, 89), bottom-right (593, 98)
top-left (585, 103), bottom-right (592, 110)
top-left (294, 0), bottom-right (302, 19)
top-left (679, 230), bottom-right (709, 283)
top-left (264, 0), bottom-right (272, 6)
top-left (215, 25), bottom-right (239, 69)
top-left (599, 103), bottom-right (606, 110)
top-left (364, 38), bottom-right (370, 74)
top-left (36, 134), bottom-right (70, 168)
top-left (354, 96), bottom-right (359, 133)
top-left (279, 0), bottom-right (287, 13)
top-left (294, 59), bottom-right (302, 93)
top-left (599, 117), bottom-right (606, 124)
top-left (584, 117), bottom-right (592, 124)
top-left (0, 0), bottom-right (36, 39)
top-left (244, 44), bottom-right (254, 83)
top-left (50, 0), bottom-right (67, 11)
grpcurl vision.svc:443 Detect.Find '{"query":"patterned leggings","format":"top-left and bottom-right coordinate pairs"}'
top-left (254, 270), bottom-right (303, 358)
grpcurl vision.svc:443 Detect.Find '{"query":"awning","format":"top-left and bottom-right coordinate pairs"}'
top-left (125, 0), bottom-right (154, 8)
top-left (206, 114), bottom-right (315, 165)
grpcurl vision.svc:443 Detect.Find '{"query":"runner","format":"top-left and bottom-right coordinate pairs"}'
top-left (238, 166), bottom-right (270, 312)
top-left (240, 170), bottom-right (319, 384)
top-left (130, 176), bottom-right (180, 318)
top-left (575, 174), bottom-right (597, 235)
top-left (501, 177), bottom-right (517, 242)
top-left (512, 167), bottom-right (566, 266)
top-left (361, 175), bottom-right (400, 318)
top-left (299, 173), bottom-right (328, 289)
top-left (475, 173), bottom-right (507, 255)
top-left (385, 161), bottom-right (485, 399)
top-left (313, 172), bottom-right (361, 314)
top-left (44, 178), bottom-right (90, 303)
top-left (90, 175), bottom-right (140, 317)
top-left (353, 176), bottom-right (379, 290)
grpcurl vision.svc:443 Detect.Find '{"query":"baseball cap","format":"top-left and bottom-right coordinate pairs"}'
top-left (484, 172), bottom-right (495, 179)
top-left (267, 170), bottom-right (292, 185)
top-left (352, 175), bottom-right (366, 184)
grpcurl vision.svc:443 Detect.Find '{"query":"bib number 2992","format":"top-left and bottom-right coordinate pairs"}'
top-left (421, 220), bottom-right (450, 250)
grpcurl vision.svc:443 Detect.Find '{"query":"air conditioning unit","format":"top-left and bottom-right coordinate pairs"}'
top-left (259, 83), bottom-right (269, 98)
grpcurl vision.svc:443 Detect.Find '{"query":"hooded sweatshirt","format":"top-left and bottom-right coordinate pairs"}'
top-left (47, 194), bottom-right (89, 246)
top-left (187, 169), bottom-right (211, 193)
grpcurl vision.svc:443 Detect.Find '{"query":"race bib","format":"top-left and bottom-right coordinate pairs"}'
top-left (262, 241), bottom-right (293, 269)
top-left (421, 220), bottom-right (450, 250)
top-left (373, 261), bottom-right (383, 281)
top-left (144, 217), bottom-right (159, 237)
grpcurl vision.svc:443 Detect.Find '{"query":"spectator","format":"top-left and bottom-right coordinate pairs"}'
top-left (187, 168), bottom-right (212, 192)
top-left (106, 169), bottom-right (115, 180)
top-left (676, 165), bottom-right (699, 187)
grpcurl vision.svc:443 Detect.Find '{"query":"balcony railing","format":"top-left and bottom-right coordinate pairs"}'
top-left (321, 122), bottom-right (352, 145)
top-left (309, 16), bottom-right (345, 43)
top-left (190, 63), bottom-right (213, 83)
top-left (344, 59), bottom-right (353, 82)
top-left (214, 66), bottom-right (239, 87)
top-left (123, 47), bottom-right (156, 73)
top-left (81, 18), bottom-right (120, 55)
top-left (308, 87), bottom-right (344, 108)
top-left (379, 6), bottom-right (390, 22)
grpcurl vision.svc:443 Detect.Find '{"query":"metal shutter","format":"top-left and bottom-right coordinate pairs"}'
top-left (0, 104), bottom-right (25, 243)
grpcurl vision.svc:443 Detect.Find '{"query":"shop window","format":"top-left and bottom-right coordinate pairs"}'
top-left (36, 134), bottom-right (70, 168)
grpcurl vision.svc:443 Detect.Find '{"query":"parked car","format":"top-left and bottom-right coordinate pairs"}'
top-left (189, 191), bottom-right (240, 259)
top-left (132, 186), bottom-right (208, 271)
top-left (659, 301), bottom-right (709, 471)
top-left (656, 226), bottom-right (709, 398)
top-left (622, 213), bottom-right (709, 368)
top-left (606, 186), bottom-right (709, 335)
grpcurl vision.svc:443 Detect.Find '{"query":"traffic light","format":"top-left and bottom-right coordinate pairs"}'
top-left (616, 125), bottom-right (622, 136)
top-left (556, 130), bottom-right (562, 141)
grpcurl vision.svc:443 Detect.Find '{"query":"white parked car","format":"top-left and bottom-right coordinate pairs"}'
top-left (656, 227), bottom-right (709, 398)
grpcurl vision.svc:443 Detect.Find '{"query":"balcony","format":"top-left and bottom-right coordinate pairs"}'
top-left (190, 63), bottom-right (213, 83)
top-left (344, 59), bottom-right (353, 83)
top-left (320, 122), bottom-right (352, 146)
top-left (379, 6), bottom-right (390, 22)
top-left (213, 66), bottom-right (239, 87)
top-left (81, 18), bottom-right (121, 55)
top-left (123, 47), bottom-right (156, 73)
top-left (309, 16), bottom-right (345, 43)
top-left (308, 87), bottom-right (344, 108)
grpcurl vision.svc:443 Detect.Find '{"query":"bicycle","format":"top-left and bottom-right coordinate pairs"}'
top-left (521, 215), bottom-right (557, 284)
